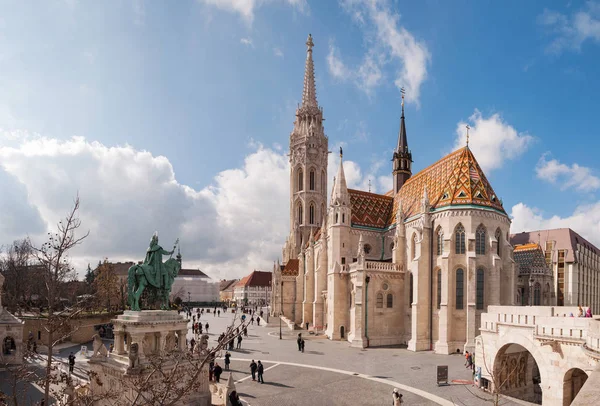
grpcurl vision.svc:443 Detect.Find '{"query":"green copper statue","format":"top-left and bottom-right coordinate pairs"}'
top-left (128, 232), bottom-right (181, 311)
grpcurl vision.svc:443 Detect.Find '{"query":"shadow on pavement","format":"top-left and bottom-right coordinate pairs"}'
top-left (238, 393), bottom-right (256, 398)
top-left (260, 382), bottom-right (294, 388)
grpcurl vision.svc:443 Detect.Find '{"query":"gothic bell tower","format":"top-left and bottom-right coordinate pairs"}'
top-left (288, 34), bottom-right (329, 258)
top-left (392, 89), bottom-right (412, 194)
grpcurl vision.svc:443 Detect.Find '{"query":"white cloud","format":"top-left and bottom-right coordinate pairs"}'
top-left (538, 2), bottom-right (600, 54)
top-left (511, 202), bottom-right (600, 248)
top-left (273, 47), bottom-right (284, 57)
top-left (197, 0), bottom-right (308, 23)
top-left (535, 153), bottom-right (600, 192)
top-left (0, 134), bottom-right (289, 280)
top-left (334, 0), bottom-right (430, 103)
top-left (240, 37), bottom-right (253, 47)
top-left (453, 110), bottom-right (534, 173)
top-left (326, 43), bottom-right (352, 81)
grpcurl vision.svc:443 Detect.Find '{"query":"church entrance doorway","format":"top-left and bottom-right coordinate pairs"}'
top-left (563, 368), bottom-right (588, 405)
top-left (492, 343), bottom-right (541, 404)
top-left (340, 326), bottom-right (345, 339)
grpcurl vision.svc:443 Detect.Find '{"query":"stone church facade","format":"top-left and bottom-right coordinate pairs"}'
top-left (271, 35), bottom-right (516, 354)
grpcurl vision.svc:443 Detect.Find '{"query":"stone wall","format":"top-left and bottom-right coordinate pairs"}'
top-left (22, 313), bottom-right (116, 346)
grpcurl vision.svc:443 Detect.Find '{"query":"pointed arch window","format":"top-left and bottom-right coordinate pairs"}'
top-left (309, 169), bottom-right (315, 190)
top-left (297, 202), bottom-right (303, 225)
top-left (534, 283), bottom-right (541, 306)
top-left (495, 228), bottom-right (502, 256)
top-left (437, 269), bottom-right (442, 309)
top-left (297, 169), bottom-right (304, 192)
top-left (409, 273), bottom-right (414, 307)
top-left (386, 294), bottom-right (393, 308)
top-left (376, 293), bottom-right (383, 308)
top-left (476, 268), bottom-right (484, 310)
top-left (437, 228), bottom-right (444, 255)
top-left (455, 224), bottom-right (466, 254)
top-left (412, 233), bottom-right (417, 260)
top-left (309, 203), bottom-right (315, 225)
top-left (456, 268), bottom-right (464, 310)
top-left (476, 225), bottom-right (486, 255)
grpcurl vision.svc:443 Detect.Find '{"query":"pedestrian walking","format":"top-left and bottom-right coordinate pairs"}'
top-left (297, 333), bottom-right (302, 351)
top-left (109, 343), bottom-right (114, 353)
top-left (237, 335), bottom-right (242, 349)
top-left (68, 352), bottom-right (76, 374)
top-left (229, 337), bottom-right (234, 350)
top-left (193, 315), bottom-right (196, 324)
top-left (250, 316), bottom-right (254, 325)
top-left (199, 324), bottom-right (203, 334)
top-left (243, 327), bottom-right (248, 337)
top-left (300, 338), bottom-right (305, 353)
top-left (257, 360), bottom-right (264, 383)
top-left (224, 351), bottom-right (231, 370)
top-left (250, 359), bottom-right (257, 381)
top-left (393, 388), bottom-right (403, 405)
top-left (257, 316), bottom-right (261, 326)
top-left (229, 390), bottom-right (242, 406)
top-left (213, 363), bottom-right (223, 383)
top-left (190, 337), bottom-right (196, 353)
top-left (218, 310), bottom-right (221, 317)
top-left (205, 322), bottom-right (209, 334)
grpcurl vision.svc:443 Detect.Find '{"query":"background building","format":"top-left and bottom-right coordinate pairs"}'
top-left (233, 271), bottom-right (272, 306)
top-left (219, 279), bottom-right (238, 303)
top-left (513, 243), bottom-right (555, 306)
top-left (511, 228), bottom-right (600, 313)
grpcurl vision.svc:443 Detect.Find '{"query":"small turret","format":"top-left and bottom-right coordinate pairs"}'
top-left (392, 88), bottom-right (412, 193)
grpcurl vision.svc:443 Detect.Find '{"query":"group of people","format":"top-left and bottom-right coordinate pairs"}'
top-left (576, 305), bottom-right (594, 318)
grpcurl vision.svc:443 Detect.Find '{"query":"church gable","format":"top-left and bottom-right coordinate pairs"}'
top-left (389, 147), bottom-right (506, 222)
top-left (348, 189), bottom-right (394, 229)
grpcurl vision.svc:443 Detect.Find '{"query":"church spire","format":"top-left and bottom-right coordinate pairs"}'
top-left (302, 34), bottom-right (317, 108)
top-left (332, 147), bottom-right (349, 205)
top-left (392, 87), bottom-right (412, 194)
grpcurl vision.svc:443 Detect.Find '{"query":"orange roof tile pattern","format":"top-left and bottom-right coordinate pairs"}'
top-left (389, 147), bottom-right (506, 223)
top-left (514, 243), bottom-right (540, 252)
top-left (349, 189), bottom-right (394, 229)
top-left (282, 259), bottom-right (299, 276)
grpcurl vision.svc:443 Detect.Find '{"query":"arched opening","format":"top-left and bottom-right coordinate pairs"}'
top-left (495, 228), bottom-right (502, 256)
top-left (455, 223), bottom-right (466, 254)
top-left (309, 203), bottom-right (315, 224)
top-left (297, 202), bottom-right (303, 225)
top-left (436, 227), bottom-right (444, 255)
top-left (309, 169), bottom-right (315, 190)
top-left (376, 293), bottom-right (383, 308)
top-left (563, 368), bottom-right (588, 405)
top-left (476, 224), bottom-right (486, 255)
top-left (340, 326), bottom-right (345, 339)
top-left (297, 169), bottom-right (304, 191)
top-left (493, 343), bottom-right (542, 404)
top-left (3, 336), bottom-right (16, 356)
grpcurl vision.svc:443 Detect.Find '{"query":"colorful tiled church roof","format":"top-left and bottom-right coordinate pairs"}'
top-left (389, 146), bottom-right (506, 222)
top-left (349, 189), bottom-right (394, 229)
top-left (282, 259), bottom-right (299, 276)
top-left (513, 243), bottom-right (552, 277)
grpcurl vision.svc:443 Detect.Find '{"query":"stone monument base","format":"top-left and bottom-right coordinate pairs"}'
top-left (88, 310), bottom-right (210, 406)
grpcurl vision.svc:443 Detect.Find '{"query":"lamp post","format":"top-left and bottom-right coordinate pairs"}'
top-left (280, 281), bottom-right (283, 340)
top-left (528, 276), bottom-right (534, 306)
top-left (365, 276), bottom-right (370, 347)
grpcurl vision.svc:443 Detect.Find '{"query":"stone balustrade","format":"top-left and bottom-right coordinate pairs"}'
top-left (365, 261), bottom-right (401, 271)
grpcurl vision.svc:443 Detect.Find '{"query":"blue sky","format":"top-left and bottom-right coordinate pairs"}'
top-left (1, 0), bottom-right (599, 278)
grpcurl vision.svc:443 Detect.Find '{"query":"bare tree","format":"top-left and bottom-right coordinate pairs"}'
top-left (93, 259), bottom-right (119, 312)
top-left (0, 238), bottom-right (33, 315)
top-left (31, 195), bottom-right (89, 405)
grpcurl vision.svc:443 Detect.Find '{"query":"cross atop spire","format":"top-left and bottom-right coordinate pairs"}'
top-left (466, 125), bottom-right (470, 147)
top-left (301, 34), bottom-right (318, 108)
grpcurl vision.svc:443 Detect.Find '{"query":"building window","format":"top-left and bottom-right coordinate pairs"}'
top-left (409, 273), bottom-right (413, 307)
top-left (455, 224), bottom-right (465, 254)
top-left (437, 228), bottom-right (444, 256)
top-left (437, 269), bottom-right (442, 309)
top-left (456, 268), bottom-right (464, 310)
top-left (476, 268), bottom-right (484, 310)
top-left (335, 213), bottom-right (339, 223)
top-left (309, 169), bottom-right (315, 190)
top-left (495, 228), bottom-right (502, 256)
top-left (558, 249), bottom-right (565, 306)
top-left (476, 225), bottom-right (486, 255)
top-left (342, 213), bottom-right (345, 223)
top-left (412, 233), bottom-right (417, 260)
top-left (376, 293), bottom-right (383, 308)
top-left (309, 203), bottom-right (315, 224)
top-left (534, 282), bottom-right (541, 306)
top-left (386, 294), bottom-right (393, 308)
top-left (297, 169), bottom-right (304, 191)
top-left (297, 203), bottom-right (303, 225)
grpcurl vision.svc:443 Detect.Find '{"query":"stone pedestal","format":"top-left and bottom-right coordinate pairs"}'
top-left (88, 310), bottom-right (210, 406)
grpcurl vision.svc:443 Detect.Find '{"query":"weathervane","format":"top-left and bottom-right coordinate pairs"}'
top-left (368, 179), bottom-right (371, 193)
top-left (400, 87), bottom-right (406, 115)
top-left (466, 125), bottom-right (470, 147)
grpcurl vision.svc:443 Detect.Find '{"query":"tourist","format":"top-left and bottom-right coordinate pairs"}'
top-left (250, 316), bottom-right (254, 325)
top-left (297, 333), bottom-right (302, 351)
top-left (209, 359), bottom-right (215, 381)
top-left (68, 352), bottom-right (76, 374)
top-left (257, 316), bottom-right (261, 326)
top-left (257, 360), bottom-right (264, 384)
top-left (218, 310), bottom-right (221, 317)
top-left (192, 315), bottom-right (196, 324)
top-left (392, 389), bottom-right (403, 405)
top-left (229, 337), bottom-right (234, 350)
top-left (228, 390), bottom-right (242, 406)
top-left (205, 322), bottom-right (209, 333)
top-left (109, 343), bottom-right (114, 353)
top-left (213, 362), bottom-right (223, 383)
top-left (250, 359), bottom-right (257, 381)
top-left (578, 305), bottom-right (584, 317)
top-left (190, 337), bottom-right (196, 353)
top-left (243, 327), bottom-right (248, 337)
top-left (237, 335), bottom-right (242, 349)
top-left (586, 307), bottom-right (593, 318)
top-left (224, 351), bottom-right (231, 370)
top-left (466, 352), bottom-right (473, 369)
top-left (199, 324), bottom-right (203, 334)
top-left (300, 338), bottom-right (305, 353)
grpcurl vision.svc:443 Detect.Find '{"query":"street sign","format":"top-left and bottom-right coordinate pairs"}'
top-left (437, 365), bottom-right (448, 386)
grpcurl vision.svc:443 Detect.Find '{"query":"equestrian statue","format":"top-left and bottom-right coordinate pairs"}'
top-left (127, 232), bottom-right (181, 311)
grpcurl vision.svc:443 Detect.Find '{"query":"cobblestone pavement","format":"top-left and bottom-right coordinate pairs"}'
top-left (192, 309), bottom-right (516, 406)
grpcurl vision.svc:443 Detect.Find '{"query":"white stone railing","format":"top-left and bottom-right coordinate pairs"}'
top-left (365, 261), bottom-right (400, 272)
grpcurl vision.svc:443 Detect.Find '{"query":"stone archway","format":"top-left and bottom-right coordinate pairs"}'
top-left (563, 368), bottom-right (588, 406)
top-left (493, 343), bottom-right (542, 404)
